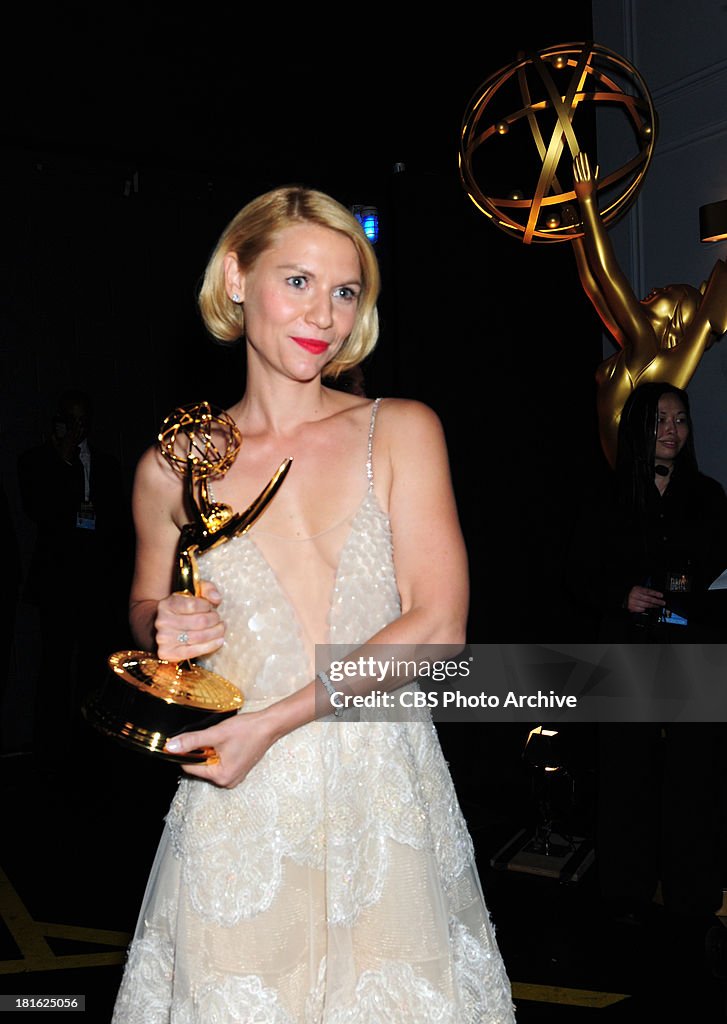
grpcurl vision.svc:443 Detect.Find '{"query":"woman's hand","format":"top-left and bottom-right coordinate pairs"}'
top-left (154, 579), bottom-right (225, 661)
top-left (165, 709), bottom-right (277, 789)
top-left (626, 584), bottom-right (665, 614)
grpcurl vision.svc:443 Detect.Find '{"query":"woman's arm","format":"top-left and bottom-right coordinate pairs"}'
top-left (386, 398), bottom-right (470, 645)
top-left (165, 399), bottom-right (469, 786)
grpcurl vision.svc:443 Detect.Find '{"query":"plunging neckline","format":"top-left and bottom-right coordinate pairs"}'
top-left (207, 397), bottom-right (384, 544)
top-left (249, 488), bottom-right (371, 542)
top-left (197, 398), bottom-right (394, 686)
top-left (245, 488), bottom-right (386, 642)
top-left (197, 487), bottom-right (394, 693)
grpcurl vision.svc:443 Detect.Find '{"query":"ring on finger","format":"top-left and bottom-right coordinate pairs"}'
top-left (178, 632), bottom-right (190, 645)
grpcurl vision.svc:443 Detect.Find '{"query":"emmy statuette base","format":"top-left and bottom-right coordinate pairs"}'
top-left (82, 650), bottom-right (244, 766)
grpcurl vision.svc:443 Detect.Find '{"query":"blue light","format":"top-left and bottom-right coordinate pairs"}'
top-left (362, 213), bottom-right (379, 243)
top-left (352, 205), bottom-right (379, 244)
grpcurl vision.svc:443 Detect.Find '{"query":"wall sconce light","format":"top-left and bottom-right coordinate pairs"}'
top-left (352, 205), bottom-right (379, 244)
top-left (699, 199), bottom-right (727, 242)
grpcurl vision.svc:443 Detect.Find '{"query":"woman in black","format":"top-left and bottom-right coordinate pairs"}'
top-left (567, 381), bottom-right (727, 939)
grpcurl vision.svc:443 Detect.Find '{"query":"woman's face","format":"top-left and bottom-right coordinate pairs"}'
top-left (226, 223), bottom-right (362, 382)
top-left (655, 392), bottom-right (689, 465)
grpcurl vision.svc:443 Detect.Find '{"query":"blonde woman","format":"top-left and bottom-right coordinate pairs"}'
top-left (112, 186), bottom-right (516, 1023)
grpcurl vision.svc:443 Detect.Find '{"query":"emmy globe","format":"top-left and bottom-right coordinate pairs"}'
top-left (83, 401), bottom-right (292, 765)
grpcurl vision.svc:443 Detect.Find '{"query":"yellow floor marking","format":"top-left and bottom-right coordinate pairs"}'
top-left (0, 952), bottom-right (127, 974)
top-left (37, 922), bottom-right (131, 946)
top-left (0, 865), bottom-right (634, 1002)
top-left (0, 866), bottom-right (130, 975)
top-left (512, 981), bottom-right (630, 1007)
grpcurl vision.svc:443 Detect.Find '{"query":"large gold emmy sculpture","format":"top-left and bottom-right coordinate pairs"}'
top-left (459, 41), bottom-right (658, 243)
top-left (459, 41), bottom-right (727, 466)
top-left (459, 42), bottom-right (727, 466)
top-left (83, 401), bottom-right (292, 764)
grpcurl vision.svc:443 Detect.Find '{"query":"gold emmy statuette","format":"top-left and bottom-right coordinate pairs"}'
top-left (83, 401), bottom-right (292, 765)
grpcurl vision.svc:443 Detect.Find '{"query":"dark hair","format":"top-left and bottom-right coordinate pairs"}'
top-left (615, 382), bottom-right (697, 511)
top-left (57, 388), bottom-right (93, 416)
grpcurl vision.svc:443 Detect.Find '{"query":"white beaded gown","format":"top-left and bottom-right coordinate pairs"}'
top-left (112, 399), bottom-right (516, 1023)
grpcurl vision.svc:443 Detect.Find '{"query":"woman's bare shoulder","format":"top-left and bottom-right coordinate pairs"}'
top-left (375, 397), bottom-right (445, 440)
top-left (133, 442), bottom-right (180, 494)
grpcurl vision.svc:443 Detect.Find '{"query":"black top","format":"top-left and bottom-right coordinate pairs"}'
top-left (565, 465), bottom-right (727, 642)
top-left (17, 437), bottom-right (133, 604)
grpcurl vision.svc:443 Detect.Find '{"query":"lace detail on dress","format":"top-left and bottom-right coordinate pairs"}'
top-left (193, 534), bottom-right (311, 702)
top-left (113, 397), bottom-right (515, 1023)
top-left (166, 734), bottom-right (326, 923)
top-left (328, 490), bottom-right (401, 647)
top-left (179, 975), bottom-right (296, 1024)
top-left (163, 483), bottom-right (407, 925)
top-left (112, 935), bottom-right (174, 1024)
top-left (165, 711), bottom-right (474, 928)
top-left (451, 918), bottom-right (518, 1024)
top-left (321, 961), bottom-right (456, 1023)
top-left (115, 914), bottom-right (515, 1024)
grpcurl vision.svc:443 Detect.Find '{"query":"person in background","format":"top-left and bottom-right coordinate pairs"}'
top-left (569, 150), bottom-right (727, 468)
top-left (566, 381), bottom-right (727, 958)
top-left (17, 388), bottom-right (132, 764)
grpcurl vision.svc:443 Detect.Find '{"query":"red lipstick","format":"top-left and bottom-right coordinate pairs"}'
top-left (292, 337), bottom-right (329, 355)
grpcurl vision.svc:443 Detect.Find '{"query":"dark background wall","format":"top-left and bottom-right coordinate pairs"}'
top-left (4, 0), bottom-right (726, 855)
top-left (0, 4), bottom-right (628, 756)
top-left (591, 0), bottom-right (727, 490)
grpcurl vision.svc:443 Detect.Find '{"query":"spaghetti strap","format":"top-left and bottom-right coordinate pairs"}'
top-left (366, 397), bottom-right (382, 488)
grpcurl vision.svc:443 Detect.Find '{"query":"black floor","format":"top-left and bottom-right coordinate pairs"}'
top-left (1, 723), bottom-right (726, 1023)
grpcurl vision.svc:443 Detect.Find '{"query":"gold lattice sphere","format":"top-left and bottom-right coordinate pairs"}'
top-left (459, 41), bottom-right (658, 244)
top-left (158, 401), bottom-right (242, 479)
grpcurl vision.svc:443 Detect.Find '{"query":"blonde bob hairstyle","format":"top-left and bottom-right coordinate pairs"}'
top-left (198, 186), bottom-right (381, 379)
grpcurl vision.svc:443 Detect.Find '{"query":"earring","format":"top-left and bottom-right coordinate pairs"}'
top-left (231, 292), bottom-right (241, 303)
